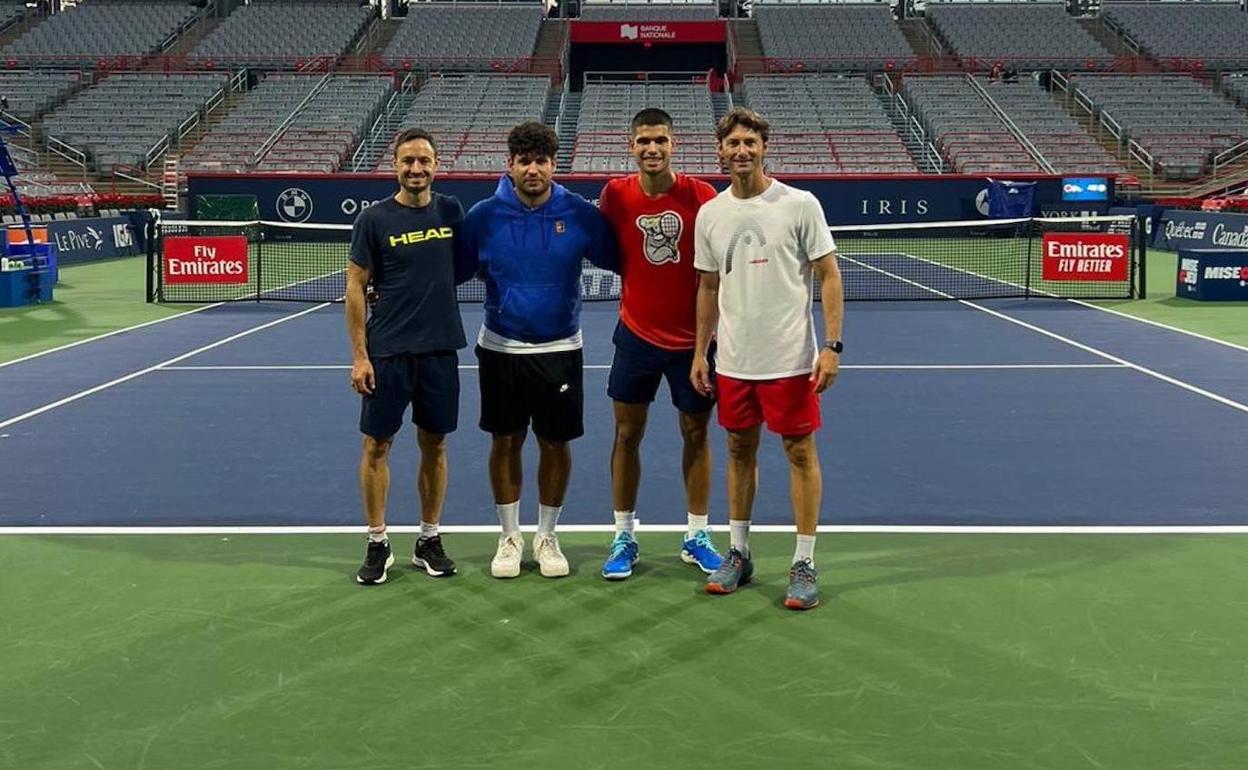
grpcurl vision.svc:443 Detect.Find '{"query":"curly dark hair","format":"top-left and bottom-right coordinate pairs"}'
top-left (393, 127), bottom-right (438, 158)
top-left (507, 121), bottom-right (558, 160)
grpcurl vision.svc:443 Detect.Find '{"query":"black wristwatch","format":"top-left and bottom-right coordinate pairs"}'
top-left (823, 340), bottom-right (844, 354)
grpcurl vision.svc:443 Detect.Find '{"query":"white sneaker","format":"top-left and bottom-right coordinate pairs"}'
top-left (534, 532), bottom-right (569, 578)
top-left (491, 533), bottom-right (524, 579)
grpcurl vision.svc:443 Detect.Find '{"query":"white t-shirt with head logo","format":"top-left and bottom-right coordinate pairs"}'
top-left (693, 179), bottom-right (836, 380)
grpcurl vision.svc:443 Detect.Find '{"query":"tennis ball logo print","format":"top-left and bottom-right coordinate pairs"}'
top-left (276, 188), bottom-right (314, 223)
top-left (635, 211), bottom-right (682, 265)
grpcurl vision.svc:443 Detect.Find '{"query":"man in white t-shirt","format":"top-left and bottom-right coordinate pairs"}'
top-left (690, 107), bottom-right (844, 611)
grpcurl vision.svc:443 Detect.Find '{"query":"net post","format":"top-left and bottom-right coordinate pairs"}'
top-left (1024, 218), bottom-right (1034, 299)
top-left (255, 226), bottom-right (263, 304)
top-left (146, 222), bottom-right (156, 303)
top-left (1136, 214), bottom-right (1147, 300)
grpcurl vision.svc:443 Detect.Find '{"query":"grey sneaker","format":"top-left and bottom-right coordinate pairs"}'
top-left (705, 547), bottom-right (753, 594)
top-left (784, 559), bottom-right (819, 610)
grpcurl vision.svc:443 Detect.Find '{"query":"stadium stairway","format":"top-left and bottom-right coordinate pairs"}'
top-left (878, 90), bottom-right (945, 173)
top-left (711, 92), bottom-right (730, 123)
top-left (730, 19), bottom-right (764, 77)
top-left (898, 17), bottom-right (942, 57)
top-left (533, 19), bottom-right (567, 84)
top-left (1049, 81), bottom-right (1183, 194)
top-left (161, 14), bottom-right (220, 57)
top-left (349, 89), bottom-right (418, 172)
top-left (1076, 16), bottom-right (1160, 71)
top-left (369, 19), bottom-right (404, 59)
top-left (555, 91), bottom-right (580, 174)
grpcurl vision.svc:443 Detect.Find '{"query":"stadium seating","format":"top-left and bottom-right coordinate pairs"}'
top-left (1103, 2), bottom-right (1248, 70)
top-left (980, 78), bottom-right (1126, 175)
top-left (901, 75), bottom-right (1044, 174)
top-left (0, 71), bottom-right (82, 122)
top-left (1222, 73), bottom-right (1248, 110)
top-left (188, 3), bottom-right (376, 70)
top-left (753, 5), bottom-right (915, 71)
top-left (377, 75), bottom-right (550, 173)
top-left (43, 73), bottom-right (228, 171)
top-left (181, 74), bottom-right (327, 175)
top-left (11, 156), bottom-right (94, 197)
top-left (924, 3), bottom-right (1112, 70)
top-left (254, 76), bottom-right (392, 174)
top-left (1071, 74), bottom-right (1248, 180)
top-left (744, 74), bottom-right (917, 174)
top-left (1, 2), bottom-right (201, 64)
top-left (571, 81), bottom-right (718, 173)
top-left (383, 4), bottom-right (545, 71)
top-left (0, 2), bottom-right (25, 34)
top-left (579, 3), bottom-right (719, 20)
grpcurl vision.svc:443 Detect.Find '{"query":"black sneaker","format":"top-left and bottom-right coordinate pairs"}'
top-left (412, 535), bottom-right (456, 577)
top-left (356, 540), bottom-right (395, 585)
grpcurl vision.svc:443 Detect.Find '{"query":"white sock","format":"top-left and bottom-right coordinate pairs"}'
top-left (367, 525), bottom-right (387, 544)
top-left (614, 510), bottom-right (635, 535)
top-left (794, 534), bottom-right (816, 566)
top-left (496, 501), bottom-right (520, 536)
top-left (687, 513), bottom-right (709, 537)
top-left (419, 521), bottom-right (439, 540)
top-left (729, 519), bottom-right (750, 555)
top-left (537, 504), bottom-right (562, 536)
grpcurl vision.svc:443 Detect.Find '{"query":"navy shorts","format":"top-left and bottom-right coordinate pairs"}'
top-left (476, 345), bottom-right (584, 442)
top-left (607, 321), bottom-right (715, 415)
top-left (359, 352), bottom-right (460, 439)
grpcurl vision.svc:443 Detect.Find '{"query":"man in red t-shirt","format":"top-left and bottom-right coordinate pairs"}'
top-left (597, 108), bottom-right (722, 581)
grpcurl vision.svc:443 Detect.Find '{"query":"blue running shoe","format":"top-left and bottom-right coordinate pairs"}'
top-left (784, 559), bottom-right (820, 611)
top-left (705, 547), bottom-right (753, 594)
top-left (680, 529), bottom-right (723, 574)
top-left (602, 531), bottom-right (639, 580)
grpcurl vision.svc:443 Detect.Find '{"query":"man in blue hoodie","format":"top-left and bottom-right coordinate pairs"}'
top-left (458, 121), bottom-right (618, 579)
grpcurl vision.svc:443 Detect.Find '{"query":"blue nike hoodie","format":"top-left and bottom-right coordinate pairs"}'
top-left (459, 175), bottom-right (618, 344)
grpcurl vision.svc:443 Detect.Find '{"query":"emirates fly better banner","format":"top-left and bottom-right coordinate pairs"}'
top-left (1041, 232), bottom-right (1130, 282)
top-left (163, 235), bottom-right (249, 284)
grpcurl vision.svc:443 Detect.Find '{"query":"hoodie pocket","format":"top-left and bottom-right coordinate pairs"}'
top-left (499, 284), bottom-right (575, 341)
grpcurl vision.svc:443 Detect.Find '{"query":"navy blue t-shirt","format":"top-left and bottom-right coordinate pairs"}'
top-left (348, 194), bottom-right (467, 357)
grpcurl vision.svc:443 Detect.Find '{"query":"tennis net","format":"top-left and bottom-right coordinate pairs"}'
top-left (148, 215), bottom-right (1143, 304)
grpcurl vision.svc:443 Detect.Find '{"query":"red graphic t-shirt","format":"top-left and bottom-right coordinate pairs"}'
top-left (599, 173), bottom-right (718, 351)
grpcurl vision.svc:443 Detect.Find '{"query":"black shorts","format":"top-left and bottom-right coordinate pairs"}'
top-left (359, 352), bottom-right (459, 438)
top-left (607, 321), bottom-right (716, 415)
top-left (475, 345), bottom-right (584, 442)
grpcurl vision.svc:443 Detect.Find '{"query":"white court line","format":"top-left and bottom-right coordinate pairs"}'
top-left (3, 525), bottom-right (1247, 535)
top-left (0, 303), bottom-right (333, 430)
top-left (157, 364), bottom-right (618, 371)
top-left (841, 256), bottom-right (1248, 415)
top-left (156, 363), bottom-right (1130, 372)
top-left (848, 243), bottom-right (1248, 356)
top-left (1069, 298), bottom-right (1248, 355)
top-left (0, 302), bottom-right (224, 370)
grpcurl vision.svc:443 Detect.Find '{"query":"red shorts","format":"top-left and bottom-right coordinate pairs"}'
top-left (716, 373), bottom-right (822, 436)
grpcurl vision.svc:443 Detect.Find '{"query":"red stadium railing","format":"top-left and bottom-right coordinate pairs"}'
top-left (0, 53), bottom-right (564, 82)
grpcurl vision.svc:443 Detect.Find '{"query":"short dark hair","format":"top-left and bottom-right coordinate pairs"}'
top-left (507, 121), bottom-right (558, 160)
top-left (631, 108), bottom-right (673, 134)
top-left (715, 107), bottom-right (769, 144)
top-left (393, 127), bottom-right (438, 158)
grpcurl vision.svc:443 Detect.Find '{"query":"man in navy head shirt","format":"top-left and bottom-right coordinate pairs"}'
top-left (347, 127), bottom-right (475, 586)
top-left (458, 121), bottom-right (618, 579)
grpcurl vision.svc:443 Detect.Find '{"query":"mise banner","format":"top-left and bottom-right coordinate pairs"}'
top-left (188, 174), bottom-right (1067, 232)
top-left (570, 21), bottom-right (726, 44)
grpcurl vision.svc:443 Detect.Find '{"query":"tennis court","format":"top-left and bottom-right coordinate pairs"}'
top-left (2, 226), bottom-right (1247, 768)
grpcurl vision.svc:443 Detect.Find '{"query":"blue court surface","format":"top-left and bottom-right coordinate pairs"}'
top-left (1, 297), bottom-right (1245, 528)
